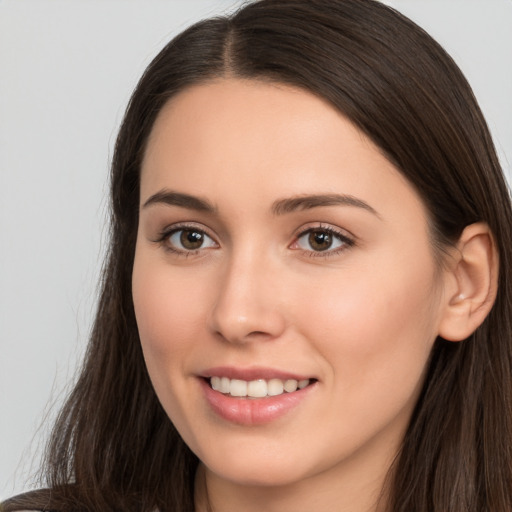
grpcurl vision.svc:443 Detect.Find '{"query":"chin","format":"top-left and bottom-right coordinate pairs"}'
top-left (193, 436), bottom-right (324, 489)
top-left (207, 459), bottom-right (310, 488)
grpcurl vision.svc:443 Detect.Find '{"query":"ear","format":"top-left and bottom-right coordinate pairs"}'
top-left (438, 222), bottom-right (499, 342)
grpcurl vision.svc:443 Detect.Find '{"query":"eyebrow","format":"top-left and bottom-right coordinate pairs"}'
top-left (271, 194), bottom-right (380, 218)
top-left (142, 189), bottom-right (379, 218)
top-left (142, 190), bottom-right (216, 212)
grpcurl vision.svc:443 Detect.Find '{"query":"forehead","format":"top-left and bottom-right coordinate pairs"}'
top-left (140, 78), bottom-right (426, 224)
top-left (142, 79), bottom-right (355, 184)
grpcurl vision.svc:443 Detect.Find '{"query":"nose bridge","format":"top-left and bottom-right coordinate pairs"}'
top-left (208, 242), bottom-right (286, 343)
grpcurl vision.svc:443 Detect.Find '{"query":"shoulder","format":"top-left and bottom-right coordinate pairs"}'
top-left (1, 489), bottom-right (57, 512)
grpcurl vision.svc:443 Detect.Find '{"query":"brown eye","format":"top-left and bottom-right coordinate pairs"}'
top-left (180, 229), bottom-right (204, 250)
top-left (295, 227), bottom-right (350, 254)
top-left (168, 228), bottom-right (217, 252)
top-left (308, 230), bottom-right (333, 251)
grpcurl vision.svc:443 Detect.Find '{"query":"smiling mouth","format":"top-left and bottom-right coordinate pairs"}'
top-left (208, 376), bottom-right (315, 398)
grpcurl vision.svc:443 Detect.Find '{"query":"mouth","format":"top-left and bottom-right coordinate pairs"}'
top-left (207, 376), bottom-right (316, 398)
top-left (200, 370), bottom-right (318, 424)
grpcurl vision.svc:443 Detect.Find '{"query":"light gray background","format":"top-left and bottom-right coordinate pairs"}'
top-left (1, 0), bottom-right (511, 500)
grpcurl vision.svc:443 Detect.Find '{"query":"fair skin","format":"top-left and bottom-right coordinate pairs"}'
top-left (132, 79), bottom-right (496, 512)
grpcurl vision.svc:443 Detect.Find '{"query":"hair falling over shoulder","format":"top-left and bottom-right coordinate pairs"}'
top-left (3, 1), bottom-right (512, 511)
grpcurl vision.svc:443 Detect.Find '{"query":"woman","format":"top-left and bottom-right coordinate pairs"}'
top-left (3, 0), bottom-right (512, 510)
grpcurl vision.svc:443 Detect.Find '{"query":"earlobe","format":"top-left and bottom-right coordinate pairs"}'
top-left (438, 222), bottom-right (499, 342)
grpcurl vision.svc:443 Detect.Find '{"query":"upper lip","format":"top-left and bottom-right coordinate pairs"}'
top-left (199, 366), bottom-right (315, 381)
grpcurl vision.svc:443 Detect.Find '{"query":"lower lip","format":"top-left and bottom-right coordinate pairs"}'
top-left (200, 378), bottom-right (315, 425)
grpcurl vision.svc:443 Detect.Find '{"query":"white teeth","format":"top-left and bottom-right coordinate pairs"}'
top-left (230, 379), bottom-right (247, 397)
top-left (298, 379), bottom-right (309, 389)
top-left (247, 379), bottom-right (268, 398)
top-left (209, 376), bottom-right (312, 397)
top-left (284, 379), bottom-right (298, 392)
top-left (267, 378), bottom-right (284, 396)
top-left (220, 377), bottom-right (230, 393)
top-left (211, 376), bottom-right (221, 391)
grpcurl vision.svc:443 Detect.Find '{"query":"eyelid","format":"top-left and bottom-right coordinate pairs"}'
top-left (154, 221), bottom-right (219, 255)
top-left (152, 221), bottom-right (354, 257)
top-left (289, 223), bottom-right (356, 255)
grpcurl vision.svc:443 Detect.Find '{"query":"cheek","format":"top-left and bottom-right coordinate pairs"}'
top-left (132, 254), bottom-right (210, 372)
top-left (294, 254), bottom-right (440, 395)
top-left (131, 253), bottom-right (215, 438)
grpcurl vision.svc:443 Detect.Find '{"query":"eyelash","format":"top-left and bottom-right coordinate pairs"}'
top-left (154, 223), bottom-right (355, 258)
top-left (292, 224), bottom-right (355, 258)
top-left (154, 223), bottom-right (218, 257)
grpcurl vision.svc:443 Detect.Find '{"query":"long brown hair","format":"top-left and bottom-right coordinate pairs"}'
top-left (4, 1), bottom-right (512, 511)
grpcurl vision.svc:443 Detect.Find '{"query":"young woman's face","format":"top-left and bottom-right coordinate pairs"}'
top-left (133, 79), bottom-right (449, 494)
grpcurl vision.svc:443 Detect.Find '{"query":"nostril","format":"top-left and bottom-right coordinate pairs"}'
top-left (247, 330), bottom-right (271, 337)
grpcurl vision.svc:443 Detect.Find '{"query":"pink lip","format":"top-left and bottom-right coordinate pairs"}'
top-left (198, 368), bottom-right (317, 426)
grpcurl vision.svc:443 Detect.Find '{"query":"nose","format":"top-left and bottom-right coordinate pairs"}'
top-left (208, 250), bottom-right (287, 344)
